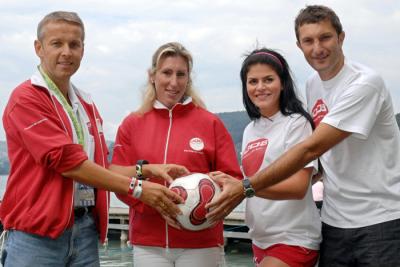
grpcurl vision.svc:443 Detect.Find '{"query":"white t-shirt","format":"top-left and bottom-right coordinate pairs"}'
top-left (242, 112), bottom-right (321, 250)
top-left (306, 59), bottom-right (400, 228)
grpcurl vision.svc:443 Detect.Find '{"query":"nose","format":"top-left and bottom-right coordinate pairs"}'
top-left (255, 81), bottom-right (266, 90)
top-left (61, 44), bottom-right (72, 56)
top-left (312, 41), bottom-right (324, 55)
top-left (170, 75), bottom-right (178, 87)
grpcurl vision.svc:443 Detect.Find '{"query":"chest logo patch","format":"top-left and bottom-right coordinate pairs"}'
top-left (312, 99), bottom-right (329, 126)
top-left (189, 137), bottom-right (204, 151)
top-left (242, 138), bottom-right (268, 177)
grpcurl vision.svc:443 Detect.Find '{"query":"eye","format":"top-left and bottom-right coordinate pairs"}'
top-left (70, 41), bottom-right (82, 49)
top-left (301, 38), bottom-right (312, 45)
top-left (51, 41), bottom-right (62, 47)
top-left (247, 79), bottom-right (258, 85)
top-left (320, 34), bottom-right (332, 41)
top-left (177, 71), bottom-right (187, 77)
top-left (162, 69), bottom-right (173, 76)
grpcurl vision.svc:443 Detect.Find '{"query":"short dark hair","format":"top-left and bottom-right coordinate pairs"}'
top-left (240, 47), bottom-right (314, 128)
top-left (294, 5), bottom-right (343, 41)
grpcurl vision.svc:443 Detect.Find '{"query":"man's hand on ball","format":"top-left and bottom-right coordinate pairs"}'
top-left (139, 181), bottom-right (183, 218)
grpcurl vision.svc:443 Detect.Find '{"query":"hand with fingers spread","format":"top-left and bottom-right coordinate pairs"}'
top-left (206, 171), bottom-right (245, 223)
top-left (143, 164), bottom-right (190, 184)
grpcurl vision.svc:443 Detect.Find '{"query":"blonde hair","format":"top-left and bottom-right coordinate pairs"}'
top-left (136, 42), bottom-right (206, 114)
top-left (37, 11), bottom-right (84, 41)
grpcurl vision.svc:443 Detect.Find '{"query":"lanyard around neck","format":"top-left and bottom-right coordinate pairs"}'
top-left (38, 66), bottom-right (85, 148)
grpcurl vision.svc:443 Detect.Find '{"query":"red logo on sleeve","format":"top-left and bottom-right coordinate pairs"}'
top-left (242, 138), bottom-right (268, 177)
top-left (312, 99), bottom-right (329, 126)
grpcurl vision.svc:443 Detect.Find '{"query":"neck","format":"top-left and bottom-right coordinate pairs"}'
top-left (39, 65), bottom-right (70, 99)
top-left (320, 55), bottom-right (345, 81)
top-left (53, 80), bottom-right (70, 99)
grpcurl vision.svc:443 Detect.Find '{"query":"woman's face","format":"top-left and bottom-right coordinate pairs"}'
top-left (151, 55), bottom-right (189, 109)
top-left (246, 63), bottom-right (282, 117)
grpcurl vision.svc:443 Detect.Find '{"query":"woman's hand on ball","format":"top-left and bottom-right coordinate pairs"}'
top-left (143, 164), bottom-right (190, 183)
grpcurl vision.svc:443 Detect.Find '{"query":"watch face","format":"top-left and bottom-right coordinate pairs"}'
top-left (245, 187), bottom-right (255, 197)
top-left (243, 179), bottom-right (255, 198)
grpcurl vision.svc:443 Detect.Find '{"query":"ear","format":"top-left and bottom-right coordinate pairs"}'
top-left (338, 31), bottom-right (345, 47)
top-left (34, 39), bottom-right (43, 58)
top-left (81, 42), bottom-right (85, 58)
top-left (148, 70), bottom-right (155, 84)
top-left (296, 40), bottom-right (302, 50)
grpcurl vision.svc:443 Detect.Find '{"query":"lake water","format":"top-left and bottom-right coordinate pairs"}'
top-left (0, 175), bottom-right (253, 266)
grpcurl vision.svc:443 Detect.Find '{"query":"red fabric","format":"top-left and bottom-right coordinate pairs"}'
top-left (1, 79), bottom-right (110, 242)
top-left (252, 243), bottom-right (319, 267)
top-left (112, 102), bottom-right (242, 248)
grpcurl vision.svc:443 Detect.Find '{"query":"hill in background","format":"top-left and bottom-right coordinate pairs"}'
top-left (1, 112), bottom-right (399, 175)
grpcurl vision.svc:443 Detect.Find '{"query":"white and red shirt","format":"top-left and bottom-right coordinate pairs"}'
top-left (242, 112), bottom-right (321, 250)
top-left (306, 59), bottom-right (400, 228)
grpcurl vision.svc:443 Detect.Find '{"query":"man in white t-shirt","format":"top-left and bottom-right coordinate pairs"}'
top-left (207, 5), bottom-right (400, 266)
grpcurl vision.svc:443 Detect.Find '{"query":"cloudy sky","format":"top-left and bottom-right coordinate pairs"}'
top-left (1, 0), bottom-right (399, 141)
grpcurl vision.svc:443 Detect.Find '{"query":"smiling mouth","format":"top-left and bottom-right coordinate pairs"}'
top-left (166, 90), bottom-right (180, 96)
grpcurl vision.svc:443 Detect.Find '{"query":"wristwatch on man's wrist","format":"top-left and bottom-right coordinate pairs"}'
top-left (136, 160), bottom-right (149, 180)
top-left (242, 178), bottom-right (255, 198)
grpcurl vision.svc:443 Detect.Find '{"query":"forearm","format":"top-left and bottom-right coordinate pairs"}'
top-left (250, 123), bottom-right (350, 192)
top-left (109, 164), bottom-right (136, 177)
top-left (63, 160), bottom-right (130, 194)
top-left (251, 141), bottom-right (317, 192)
top-left (255, 168), bottom-right (312, 200)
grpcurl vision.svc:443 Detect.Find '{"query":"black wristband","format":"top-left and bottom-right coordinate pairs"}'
top-left (136, 160), bottom-right (149, 180)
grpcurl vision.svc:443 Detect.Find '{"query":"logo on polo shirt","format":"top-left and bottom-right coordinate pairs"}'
top-left (312, 99), bottom-right (329, 126)
top-left (189, 137), bottom-right (204, 151)
top-left (242, 138), bottom-right (268, 177)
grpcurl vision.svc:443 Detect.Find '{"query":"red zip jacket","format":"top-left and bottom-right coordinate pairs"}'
top-left (1, 72), bottom-right (110, 242)
top-left (112, 99), bottom-right (242, 248)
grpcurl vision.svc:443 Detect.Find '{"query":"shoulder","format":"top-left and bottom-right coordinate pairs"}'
top-left (189, 106), bottom-right (227, 125)
top-left (345, 60), bottom-right (385, 91)
top-left (9, 80), bottom-right (49, 106)
top-left (285, 113), bottom-right (312, 132)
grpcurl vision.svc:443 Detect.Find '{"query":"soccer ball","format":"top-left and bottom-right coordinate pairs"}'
top-left (169, 173), bottom-right (221, 231)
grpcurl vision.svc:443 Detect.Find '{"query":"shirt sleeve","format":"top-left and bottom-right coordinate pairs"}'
top-left (111, 117), bottom-right (142, 209)
top-left (322, 83), bottom-right (384, 139)
top-left (6, 96), bottom-right (87, 173)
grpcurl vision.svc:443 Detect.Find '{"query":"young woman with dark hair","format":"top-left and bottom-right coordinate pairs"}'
top-left (211, 48), bottom-right (321, 267)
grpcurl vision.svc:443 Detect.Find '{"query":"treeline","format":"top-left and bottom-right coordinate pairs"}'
top-left (1, 111), bottom-right (399, 175)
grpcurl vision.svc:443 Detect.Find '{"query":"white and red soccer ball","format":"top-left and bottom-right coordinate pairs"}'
top-left (169, 173), bottom-right (221, 231)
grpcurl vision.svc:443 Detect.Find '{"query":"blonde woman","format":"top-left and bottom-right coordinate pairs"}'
top-left (110, 42), bottom-right (242, 267)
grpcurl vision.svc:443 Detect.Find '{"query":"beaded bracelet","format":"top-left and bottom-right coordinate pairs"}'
top-left (127, 177), bottom-right (137, 196)
top-left (133, 180), bottom-right (143, 199)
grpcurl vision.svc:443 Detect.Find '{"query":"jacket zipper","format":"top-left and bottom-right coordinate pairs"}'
top-left (163, 109), bottom-right (174, 249)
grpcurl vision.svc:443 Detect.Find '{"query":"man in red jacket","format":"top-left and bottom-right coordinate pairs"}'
top-left (1, 11), bottom-right (188, 267)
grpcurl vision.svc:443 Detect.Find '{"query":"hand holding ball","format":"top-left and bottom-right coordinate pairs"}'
top-left (169, 173), bottom-right (221, 231)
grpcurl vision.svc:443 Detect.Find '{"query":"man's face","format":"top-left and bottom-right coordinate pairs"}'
top-left (34, 21), bottom-right (84, 86)
top-left (297, 19), bottom-right (345, 81)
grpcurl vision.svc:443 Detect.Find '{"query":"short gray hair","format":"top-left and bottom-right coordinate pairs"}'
top-left (37, 11), bottom-right (85, 41)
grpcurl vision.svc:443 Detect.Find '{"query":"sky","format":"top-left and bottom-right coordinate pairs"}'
top-left (1, 0), bottom-right (399, 141)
